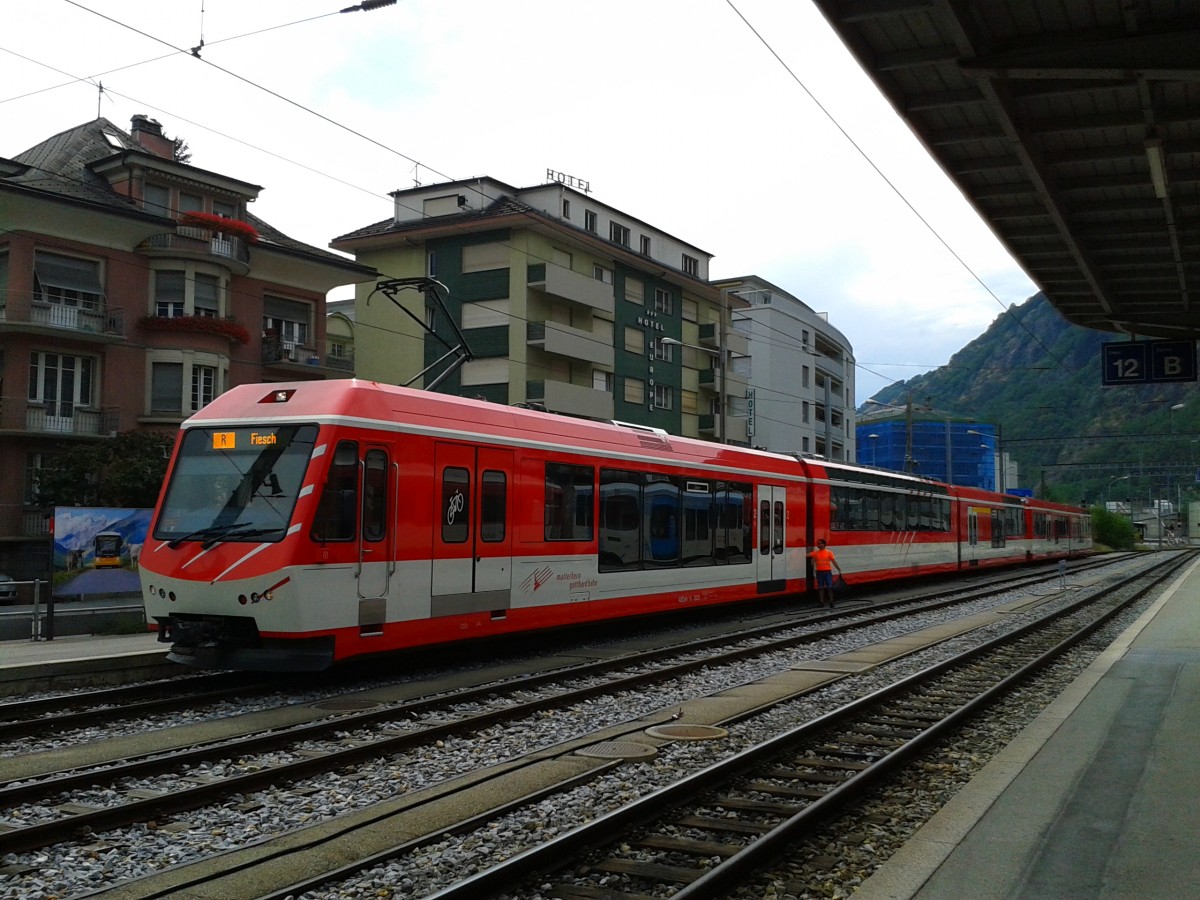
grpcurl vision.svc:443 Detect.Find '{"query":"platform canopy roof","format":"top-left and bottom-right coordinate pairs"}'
top-left (813, 0), bottom-right (1200, 339)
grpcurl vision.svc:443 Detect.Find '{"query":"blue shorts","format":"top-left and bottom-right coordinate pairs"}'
top-left (816, 570), bottom-right (834, 589)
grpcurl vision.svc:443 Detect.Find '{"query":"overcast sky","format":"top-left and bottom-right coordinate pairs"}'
top-left (2, 0), bottom-right (1039, 403)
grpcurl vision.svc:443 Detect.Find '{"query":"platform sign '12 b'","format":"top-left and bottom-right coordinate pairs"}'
top-left (1102, 339), bottom-right (1197, 386)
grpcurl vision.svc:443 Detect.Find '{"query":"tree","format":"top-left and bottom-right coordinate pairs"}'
top-left (1090, 505), bottom-right (1137, 550)
top-left (36, 431), bottom-right (174, 509)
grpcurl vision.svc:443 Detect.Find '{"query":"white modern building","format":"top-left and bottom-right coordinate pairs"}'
top-left (712, 276), bottom-right (856, 460)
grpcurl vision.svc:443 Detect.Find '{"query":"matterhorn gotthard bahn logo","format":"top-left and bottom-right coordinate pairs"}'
top-left (522, 565), bottom-right (555, 593)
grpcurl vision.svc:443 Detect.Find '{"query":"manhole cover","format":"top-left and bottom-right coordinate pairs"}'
top-left (311, 699), bottom-right (383, 712)
top-left (576, 740), bottom-right (658, 760)
top-left (644, 724), bottom-right (728, 741)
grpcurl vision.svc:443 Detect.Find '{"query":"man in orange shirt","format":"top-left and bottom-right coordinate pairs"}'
top-left (808, 538), bottom-right (842, 609)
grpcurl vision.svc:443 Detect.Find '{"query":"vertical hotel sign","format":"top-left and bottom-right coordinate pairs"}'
top-left (1102, 339), bottom-right (1196, 385)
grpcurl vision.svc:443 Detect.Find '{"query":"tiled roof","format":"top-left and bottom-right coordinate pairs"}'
top-left (332, 195), bottom-right (535, 243)
top-left (5, 117), bottom-right (372, 273)
top-left (9, 117), bottom-right (143, 212)
top-left (245, 209), bottom-right (372, 269)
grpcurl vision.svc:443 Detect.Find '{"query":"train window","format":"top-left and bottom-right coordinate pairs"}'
top-left (936, 498), bottom-right (951, 531)
top-left (879, 492), bottom-right (897, 531)
top-left (759, 500), bottom-right (771, 554)
top-left (480, 470), bottom-right (506, 542)
top-left (717, 482), bottom-right (752, 565)
top-left (600, 469), bottom-right (642, 571)
top-left (645, 478), bottom-right (681, 567)
top-left (312, 440), bottom-right (358, 542)
top-left (682, 483), bottom-right (713, 567)
top-left (362, 450), bottom-right (388, 543)
top-left (772, 501), bottom-right (784, 555)
top-left (442, 467), bottom-right (470, 544)
top-left (991, 509), bottom-right (1005, 548)
top-left (907, 497), bottom-right (922, 530)
top-left (545, 463), bottom-right (594, 541)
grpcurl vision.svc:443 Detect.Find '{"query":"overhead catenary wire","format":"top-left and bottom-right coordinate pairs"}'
top-left (3, 2), bottom-right (1060, 419)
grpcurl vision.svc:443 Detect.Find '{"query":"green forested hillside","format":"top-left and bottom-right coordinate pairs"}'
top-left (867, 293), bottom-right (1197, 506)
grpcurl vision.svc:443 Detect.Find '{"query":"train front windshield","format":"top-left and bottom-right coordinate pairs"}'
top-left (153, 424), bottom-right (319, 546)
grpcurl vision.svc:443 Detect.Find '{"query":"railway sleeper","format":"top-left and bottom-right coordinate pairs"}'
top-left (547, 882), bottom-right (662, 900)
top-left (851, 723), bottom-right (925, 738)
top-left (743, 780), bottom-right (830, 800)
top-left (793, 756), bottom-right (870, 771)
top-left (674, 813), bottom-right (774, 835)
top-left (833, 734), bottom-right (907, 750)
top-left (636, 834), bottom-right (747, 857)
top-left (764, 765), bottom-right (851, 783)
top-left (713, 795), bottom-right (799, 817)
top-left (590, 856), bottom-right (705, 885)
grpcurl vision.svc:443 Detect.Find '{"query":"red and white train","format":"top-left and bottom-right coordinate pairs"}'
top-left (140, 380), bottom-right (1091, 670)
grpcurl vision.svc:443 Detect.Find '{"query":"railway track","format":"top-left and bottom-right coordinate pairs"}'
top-left (0, 552), bottom-right (1177, 898)
top-left (409, 552), bottom-right (1190, 900)
top-left (0, 555), bottom-right (1119, 749)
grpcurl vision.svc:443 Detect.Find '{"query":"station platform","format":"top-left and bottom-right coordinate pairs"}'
top-left (0, 630), bottom-right (163, 666)
top-left (856, 554), bottom-right (1200, 900)
top-left (0, 631), bottom-right (170, 695)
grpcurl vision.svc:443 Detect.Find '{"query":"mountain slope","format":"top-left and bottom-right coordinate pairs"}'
top-left (867, 293), bottom-right (1195, 504)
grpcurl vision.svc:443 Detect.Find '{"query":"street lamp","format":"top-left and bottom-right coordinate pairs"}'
top-left (966, 426), bottom-right (1008, 493)
top-left (1107, 474), bottom-right (1132, 521)
top-left (660, 337), bottom-right (726, 444)
top-left (868, 433), bottom-right (879, 467)
top-left (1171, 402), bottom-right (1185, 432)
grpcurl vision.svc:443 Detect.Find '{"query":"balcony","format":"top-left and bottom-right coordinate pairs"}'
top-left (325, 351), bottom-right (355, 373)
top-left (263, 338), bottom-right (330, 373)
top-left (697, 322), bottom-right (749, 356)
top-left (527, 263), bottom-right (614, 314)
top-left (0, 294), bottom-right (125, 341)
top-left (140, 314), bottom-right (250, 345)
top-left (22, 511), bottom-right (50, 537)
top-left (140, 231), bottom-right (251, 274)
top-left (526, 380), bottom-right (614, 420)
top-left (0, 397), bottom-right (119, 437)
top-left (526, 321), bottom-right (614, 367)
top-left (698, 414), bottom-right (749, 443)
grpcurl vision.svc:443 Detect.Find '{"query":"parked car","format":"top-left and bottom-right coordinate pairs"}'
top-left (0, 573), bottom-right (17, 603)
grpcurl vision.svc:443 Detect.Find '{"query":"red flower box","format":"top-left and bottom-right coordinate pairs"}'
top-left (178, 211), bottom-right (259, 243)
top-left (139, 315), bottom-right (251, 344)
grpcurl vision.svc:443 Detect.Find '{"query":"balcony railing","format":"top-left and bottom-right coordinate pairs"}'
top-left (0, 397), bottom-right (119, 436)
top-left (525, 380), bottom-right (614, 420)
top-left (526, 262), bottom-right (615, 314)
top-left (0, 294), bottom-right (124, 337)
top-left (22, 511), bottom-right (50, 537)
top-left (142, 231), bottom-right (251, 266)
top-left (526, 321), bottom-right (614, 367)
top-left (325, 352), bottom-right (355, 372)
top-left (263, 339), bottom-right (320, 366)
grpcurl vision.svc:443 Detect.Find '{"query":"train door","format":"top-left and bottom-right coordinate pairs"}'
top-left (432, 443), bottom-right (513, 617)
top-left (357, 446), bottom-right (392, 600)
top-left (756, 485), bottom-right (787, 592)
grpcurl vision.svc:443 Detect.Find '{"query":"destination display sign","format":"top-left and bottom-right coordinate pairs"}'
top-left (1102, 339), bottom-right (1196, 386)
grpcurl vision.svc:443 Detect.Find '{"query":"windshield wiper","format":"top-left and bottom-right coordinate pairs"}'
top-left (168, 521), bottom-right (251, 549)
top-left (200, 526), bottom-right (284, 549)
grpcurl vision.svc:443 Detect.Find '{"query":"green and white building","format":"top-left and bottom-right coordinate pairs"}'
top-left (332, 176), bottom-right (751, 443)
